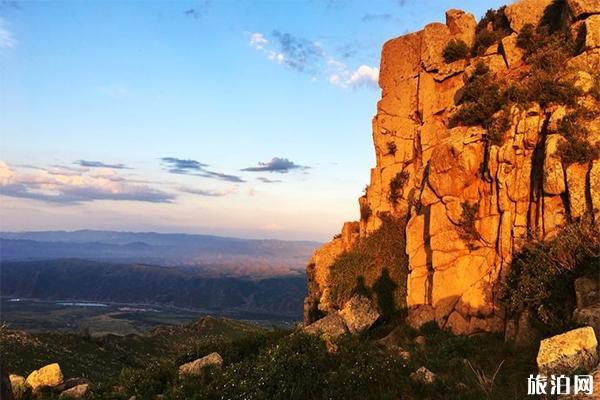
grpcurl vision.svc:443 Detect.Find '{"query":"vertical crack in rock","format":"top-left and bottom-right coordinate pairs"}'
top-left (423, 203), bottom-right (434, 306)
top-left (585, 161), bottom-right (594, 222)
top-left (527, 113), bottom-right (550, 237)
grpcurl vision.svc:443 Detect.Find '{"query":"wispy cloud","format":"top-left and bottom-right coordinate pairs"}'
top-left (241, 157), bottom-right (308, 174)
top-left (257, 177), bottom-right (282, 183)
top-left (0, 17), bottom-right (17, 49)
top-left (178, 186), bottom-right (236, 197)
top-left (0, 161), bottom-right (174, 204)
top-left (161, 157), bottom-right (244, 183)
top-left (248, 31), bottom-right (378, 89)
top-left (361, 13), bottom-right (392, 22)
top-left (74, 160), bottom-right (131, 170)
top-left (183, 0), bottom-right (211, 19)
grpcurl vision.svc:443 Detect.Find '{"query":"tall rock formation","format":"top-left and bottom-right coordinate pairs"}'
top-left (305, 0), bottom-right (600, 335)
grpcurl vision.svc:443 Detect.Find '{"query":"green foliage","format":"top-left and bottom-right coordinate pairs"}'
top-left (499, 222), bottom-right (600, 334)
top-left (119, 361), bottom-right (177, 399)
top-left (328, 214), bottom-right (408, 316)
top-left (457, 202), bottom-right (480, 247)
top-left (360, 201), bottom-right (372, 221)
top-left (557, 108), bottom-right (600, 165)
top-left (386, 141), bottom-right (397, 155)
top-left (388, 171), bottom-right (410, 204)
top-left (449, 63), bottom-right (505, 128)
top-left (471, 7), bottom-right (510, 56)
top-left (485, 109), bottom-right (511, 146)
top-left (516, 24), bottom-right (536, 52)
top-left (443, 39), bottom-right (470, 63)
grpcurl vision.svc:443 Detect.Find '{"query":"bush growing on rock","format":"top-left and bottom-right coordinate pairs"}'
top-left (471, 7), bottom-right (510, 56)
top-left (557, 108), bottom-right (600, 165)
top-left (386, 141), bottom-right (397, 155)
top-left (443, 39), bottom-right (469, 63)
top-left (500, 222), bottom-right (600, 334)
top-left (457, 202), bottom-right (480, 247)
top-left (388, 171), bottom-right (410, 204)
top-left (328, 213), bottom-right (408, 317)
top-left (360, 202), bottom-right (372, 221)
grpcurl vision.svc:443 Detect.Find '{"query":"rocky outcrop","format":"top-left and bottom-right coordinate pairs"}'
top-left (567, 0), bottom-right (600, 19)
top-left (304, 0), bottom-right (600, 336)
top-left (59, 384), bottom-right (89, 399)
top-left (178, 353), bottom-right (224, 377)
top-left (304, 294), bottom-right (379, 338)
top-left (537, 327), bottom-right (599, 375)
top-left (573, 275), bottom-right (600, 338)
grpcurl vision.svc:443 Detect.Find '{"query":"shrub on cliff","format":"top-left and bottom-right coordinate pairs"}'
top-left (388, 170), bottom-right (410, 204)
top-left (449, 63), bottom-right (505, 128)
top-left (499, 222), bottom-right (600, 334)
top-left (471, 7), bottom-right (510, 56)
top-left (360, 201), bottom-right (372, 221)
top-left (557, 108), bottom-right (600, 165)
top-left (443, 39), bottom-right (469, 63)
top-left (328, 213), bottom-right (408, 317)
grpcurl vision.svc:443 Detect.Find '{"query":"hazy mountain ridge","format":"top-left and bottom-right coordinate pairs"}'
top-left (0, 230), bottom-right (321, 275)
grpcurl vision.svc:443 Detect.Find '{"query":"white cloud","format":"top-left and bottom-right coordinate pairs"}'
top-left (347, 65), bottom-right (379, 88)
top-left (248, 31), bottom-right (378, 90)
top-left (0, 18), bottom-right (17, 49)
top-left (0, 161), bottom-right (174, 204)
top-left (249, 32), bottom-right (268, 49)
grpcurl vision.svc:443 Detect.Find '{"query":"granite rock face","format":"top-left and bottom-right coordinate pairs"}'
top-left (537, 327), bottom-right (599, 375)
top-left (304, 0), bottom-right (600, 336)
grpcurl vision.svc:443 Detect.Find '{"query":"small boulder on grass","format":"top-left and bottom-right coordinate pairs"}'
top-left (25, 363), bottom-right (63, 391)
top-left (59, 384), bottom-right (89, 399)
top-left (302, 313), bottom-right (348, 339)
top-left (178, 353), bottom-right (223, 377)
top-left (410, 366), bottom-right (436, 384)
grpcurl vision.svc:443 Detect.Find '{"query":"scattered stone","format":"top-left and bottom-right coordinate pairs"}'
top-left (537, 327), bottom-right (599, 375)
top-left (567, 0), bottom-right (600, 19)
top-left (178, 353), bottom-right (224, 377)
top-left (303, 313), bottom-right (348, 339)
top-left (338, 295), bottom-right (380, 334)
top-left (25, 363), bottom-right (63, 391)
top-left (410, 366), bottom-right (436, 384)
top-left (446, 311), bottom-right (469, 335)
top-left (59, 384), bottom-right (89, 399)
top-left (414, 335), bottom-right (426, 346)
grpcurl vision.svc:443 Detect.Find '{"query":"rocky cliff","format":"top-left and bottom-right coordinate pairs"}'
top-left (305, 0), bottom-right (600, 336)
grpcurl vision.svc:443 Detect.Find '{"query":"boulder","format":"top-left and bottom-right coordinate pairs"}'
top-left (567, 0), bottom-right (600, 19)
top-left (537, 327), bottom-right (599, 375)
top-left (410, 366), bottom-right (436, 384)
top-left (9, 375), bottom-right (26, 399)
top-left (505, 0), bottom-right (553, 33)
top-left (445, 9), bottom-right (477, 47)
top-left (303, 313), bottom-right (348, 339)
top-left (406, 305), bottom-right (436, 329)
top-left (500, 33), bottom-right (524, 67)
top-left (574, 305), bottom-right (600, 339)
top-left (338, 295), bottom-right (380, 334)
top-left (178, 353), bottom-right (223, 377)
top-left (585, 15), bottom-right (600, 49)
top-left (25, 363), bottom-right (63, 391)
top-left (59, 384), bottom-right (89, 399)
top-left (446, 311), bottom-right (469, 335)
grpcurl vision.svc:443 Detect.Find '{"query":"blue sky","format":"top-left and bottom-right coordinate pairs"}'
top-left (0, 0), bottom-right (506, 240)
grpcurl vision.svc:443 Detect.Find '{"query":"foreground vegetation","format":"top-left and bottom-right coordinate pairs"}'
top-left (2, 317), bottom-right (536, 400)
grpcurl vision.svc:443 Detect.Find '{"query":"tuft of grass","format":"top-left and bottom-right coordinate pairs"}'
top-left (467, 360), bottom-right (505, 400)
top-left (386, 141), bottom-right (397, 156)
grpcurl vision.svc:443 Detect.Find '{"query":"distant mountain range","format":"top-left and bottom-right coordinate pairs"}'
top-left (0, 230), bottom-right (320, 320)
top-left (0, 230), bottom-right (321, 276)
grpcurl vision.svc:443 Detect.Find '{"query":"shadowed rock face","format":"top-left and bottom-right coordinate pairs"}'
top-left (305, 0), bottom-right (600, 335)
